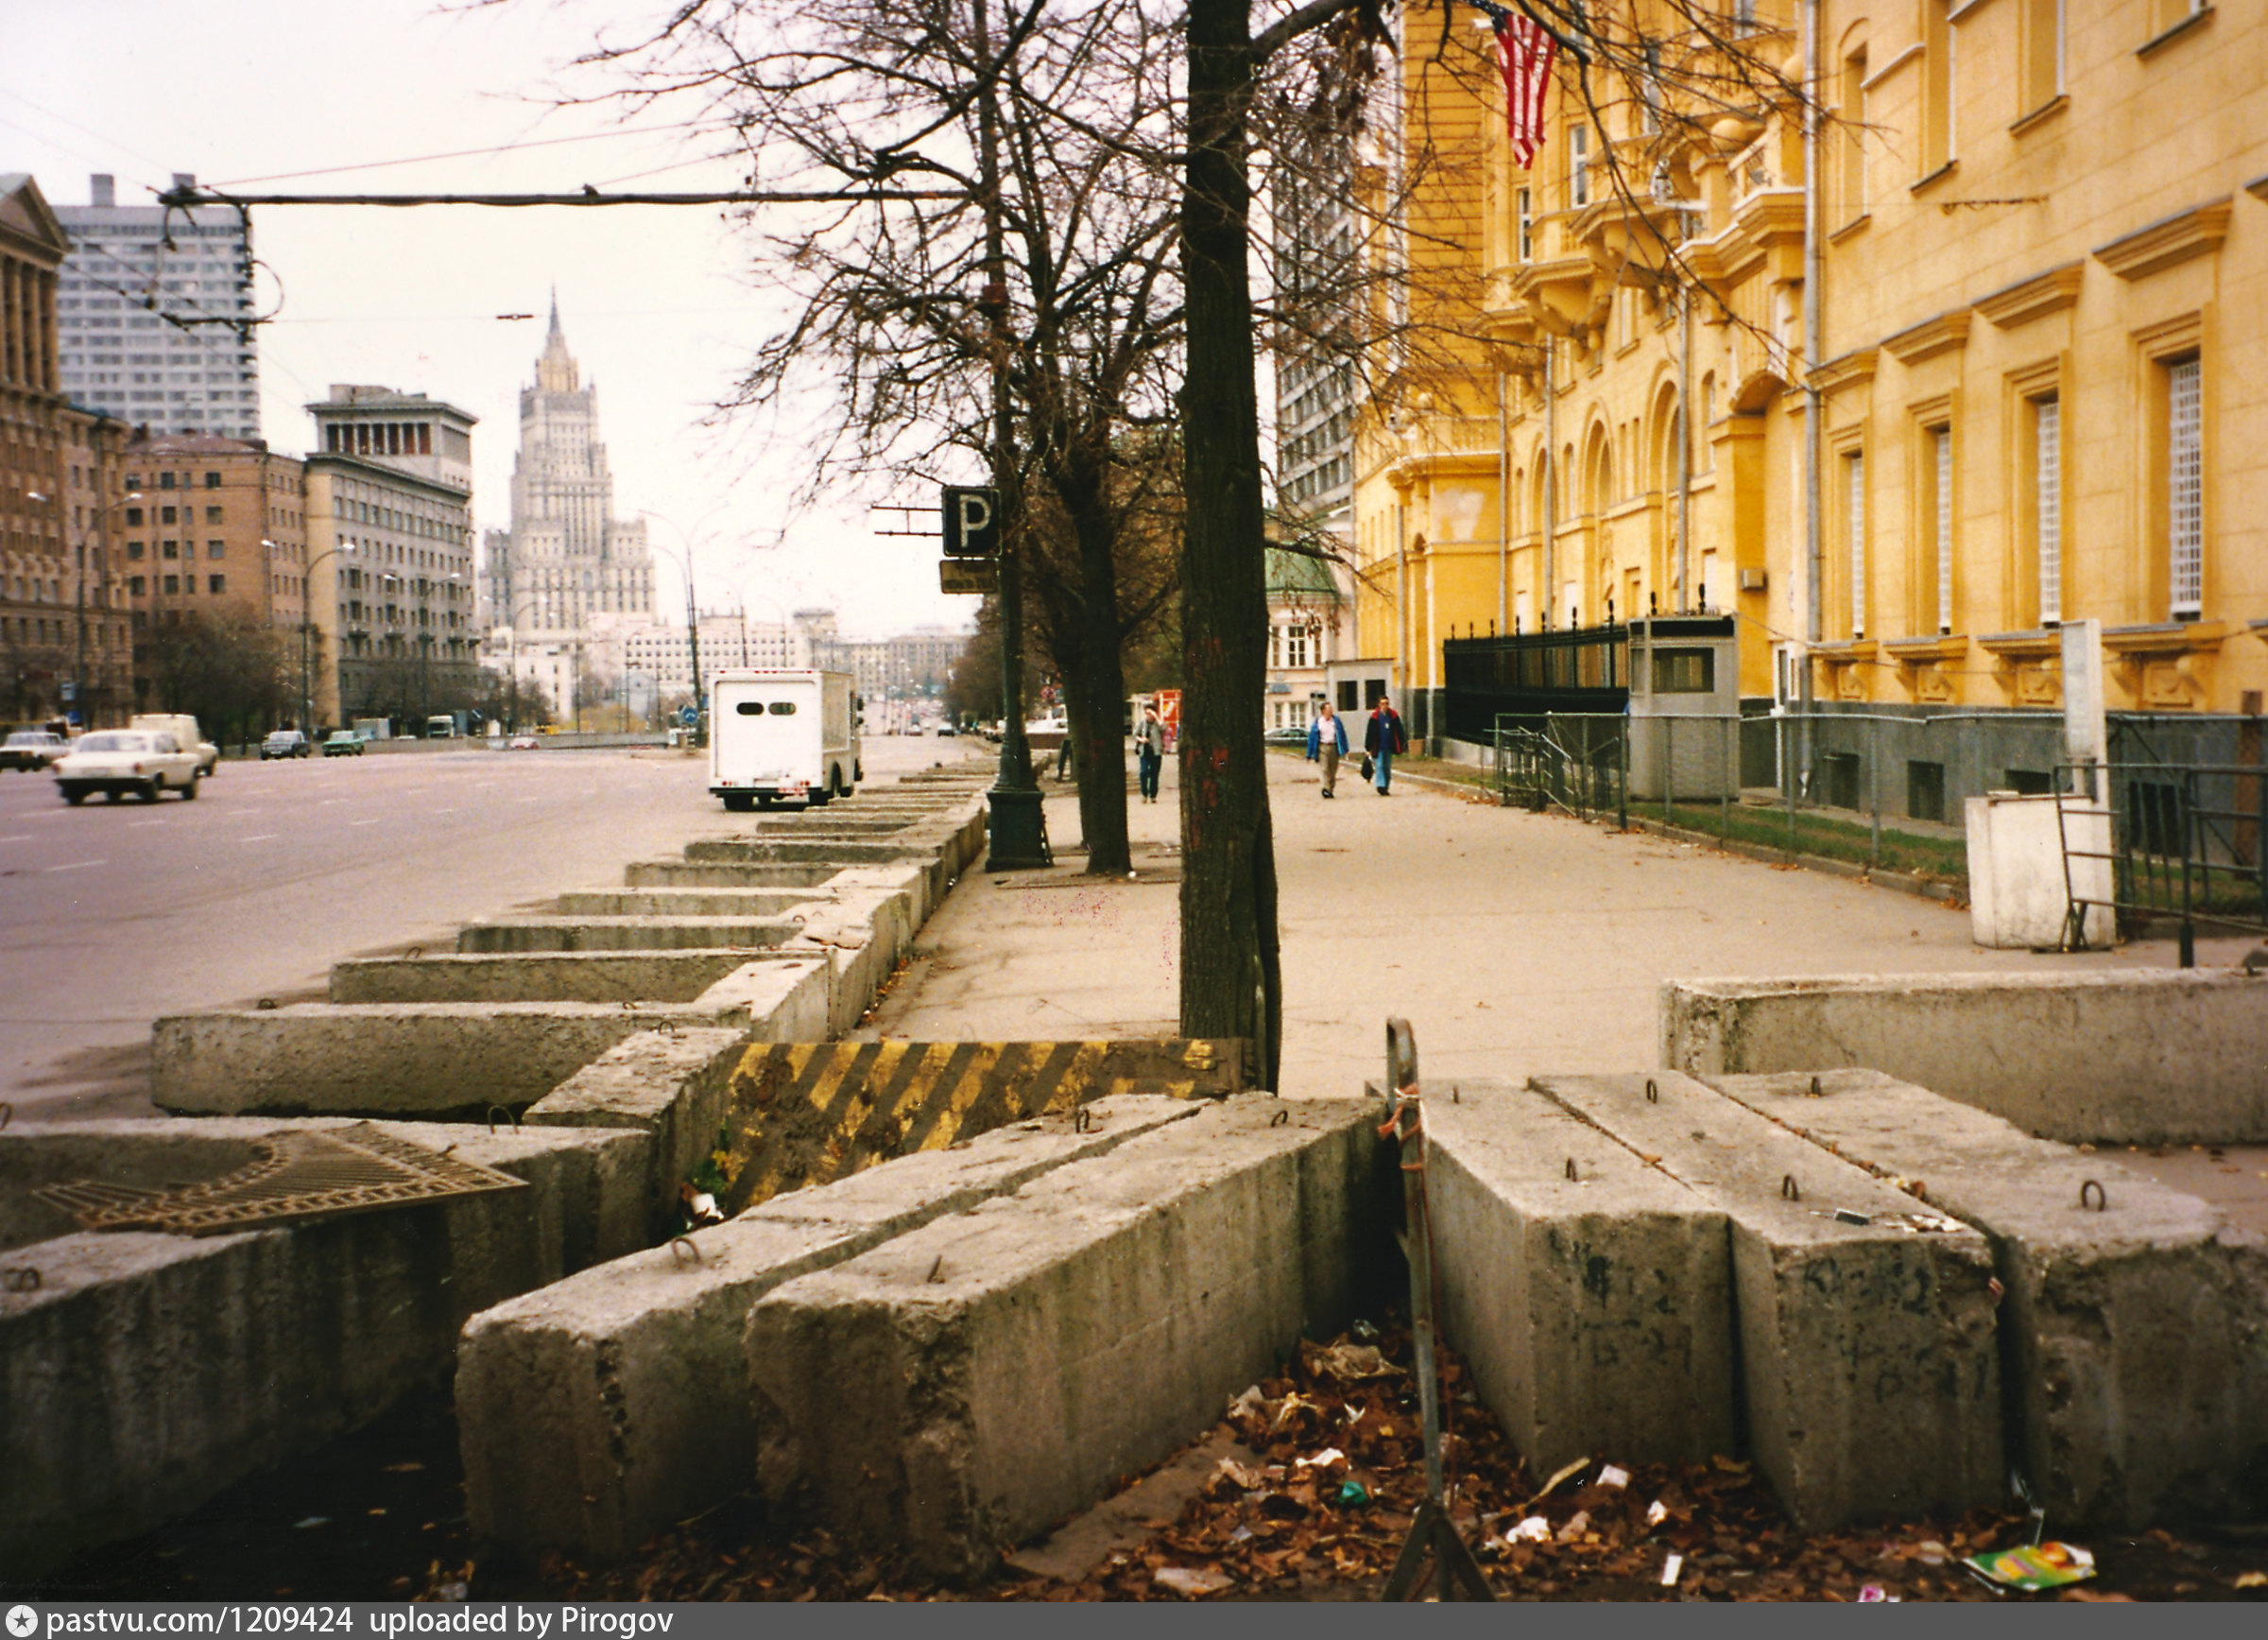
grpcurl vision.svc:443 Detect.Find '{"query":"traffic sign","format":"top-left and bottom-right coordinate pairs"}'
top-left (679, 704), bottom-right (698, 727)
top-left (941, 486), bottom-right (1000, 558)
top-left (939, 559), bottom-right (998, 596)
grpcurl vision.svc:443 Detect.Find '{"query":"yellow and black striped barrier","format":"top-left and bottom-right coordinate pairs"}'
top-left (717, 1038), bottom-right (1246, 1211)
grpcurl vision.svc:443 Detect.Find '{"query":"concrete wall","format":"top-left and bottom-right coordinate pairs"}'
top-left (1661, 971), bottom-right (2268, 1144)
top-left (0, 1119), bottom-right (647, 1581)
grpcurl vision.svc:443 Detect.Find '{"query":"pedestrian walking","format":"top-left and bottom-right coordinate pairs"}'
top-left (1306, 699), bottom-right (1348, 798)
top-left (1134, 703), bottom-right (1164, 803)
top-left (1364, 694), bottom-right (1407, 796)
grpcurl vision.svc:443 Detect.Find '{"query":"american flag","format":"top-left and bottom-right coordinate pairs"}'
top-left (1473, 2), bottom-right (1558, 169)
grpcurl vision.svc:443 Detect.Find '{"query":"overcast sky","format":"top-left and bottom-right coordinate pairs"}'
top-left (4, 0), bottom-right (974, 640)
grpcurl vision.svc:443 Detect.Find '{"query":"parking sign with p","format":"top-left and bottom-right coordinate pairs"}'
top-left (941, 486), bottom-right (1000, 558)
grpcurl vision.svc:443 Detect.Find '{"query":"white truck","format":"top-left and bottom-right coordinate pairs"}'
top-left (708, 668), bottom-right (861, 812)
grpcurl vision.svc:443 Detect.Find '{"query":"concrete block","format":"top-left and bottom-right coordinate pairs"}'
top-left (1, 1119), bottom-right (645, 1580)
top-left (1660, 971), bottom-right (2268, 1144)
top-left (1423, 1079), bottom-right (1736, 1476)
top-left (524, 1027), bottom-right (751, 1237)
top-left (1703, 1068), bottom-right (2268, 1528)
top-left (1537, 1073), bottom-right (2004, 1529)
top-left (1964, 793), bottom-right (2114, 950)
top-left (623, 860), bottom-right (843, 890)
top-left (329, 951), bottom-right (757, 1005)
top-left (455, 915), bottom-right (799, 954)
top-left (552, 888), bottom-right (819, 918)
top-left (456, 1095), bottom-right (1202, 1560)
top-left (744, 1096), bottom-right (1385, 1579)
top-left (152, 1006), bottom-right (703, 1116)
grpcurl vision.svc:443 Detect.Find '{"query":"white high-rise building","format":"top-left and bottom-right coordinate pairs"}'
top-left (52, 174), bottom-right (260, 442)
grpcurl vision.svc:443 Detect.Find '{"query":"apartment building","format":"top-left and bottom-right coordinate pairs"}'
top-left (304, 385), bottom-right (479, 729)
top-left (3, 172), bottom-right (131, 728)
top-left (116, 434), bottom-right (308, 648)
top-left (53, 174), bottom-right (261, 442)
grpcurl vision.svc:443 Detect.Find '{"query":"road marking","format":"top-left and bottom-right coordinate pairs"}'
top-left (319, 799), bottom-right (349, 806)
top-left (240, 834), bottom-right (277, 843)
top-left (0, 835), bottom-right (31, 844)
top-left (351, 819), bottom-right (379, 827)
top-left (44, 859), bottom-right (106, 872)
top-left (128, 820), bottom-right (166, 829)
top-left (432, 807), bottom-right (456, 815)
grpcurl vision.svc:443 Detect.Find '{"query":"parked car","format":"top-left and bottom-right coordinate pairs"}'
top-left (507, 735), bottom-right (541, 751)
top-left (1263, 725), bottom-right (1308, 747)
top-left (320, 730), bottom-right (366, 757)
top-left (129, 714), bottom-right (219, 777)
top-left (1, 730), bottom-right (68, 772)
top-left (260, 729), bottom-right (312, 760)
top-left (53, 730), bottom-right (201, 804)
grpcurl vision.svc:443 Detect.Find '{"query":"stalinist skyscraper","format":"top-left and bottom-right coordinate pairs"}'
top-left (481, 296), bottom-right (653, 713)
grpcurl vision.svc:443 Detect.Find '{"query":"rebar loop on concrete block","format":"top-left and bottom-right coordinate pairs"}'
top-left (1646, 1078), bottom-right (1659, 1103)
top-left (1782, 1175), bottom-right (1801, 1201)
top-left (2, 1267), bottom-right (38, 1293)
top-left (487, 1105), bottom-right (521, 1133)
top-left (31, 1124), bottom-right (529, 1236)
top-left (2080, 1179), bottom-right (2107, 1212)
top-left (1379, 1016), bottom-right (1495, 1603)
top-left (669, 1236), bottom-right (702, 1266)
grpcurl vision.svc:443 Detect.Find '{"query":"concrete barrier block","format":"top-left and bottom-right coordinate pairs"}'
top-left (456, 1095), bottom-right (1201, 1560)
top-left (552, 888), bottom-right (818, 918)
top-left (329, 951), bottom-right (757, 1005)
top-left (744, 1096), bottom-right (1383, 1580)
top-left (623, 860), bottom-right (842, 890)
top-left (1703, 1068), bottom-right (2268, 1528)
top-left (1660, 972), bottom-right (2268, 1145)
top-left (455, 915), bottom-right (799, 954)
top-left (1424, 1079), bottom-right (1736, 1476)
top-left (151, 1006), bottom-right (709, 1117)
top-left (1536, 1073), bottom-right (2004, 1529)
top-left (1, 1120), bottom-right (645, 1580)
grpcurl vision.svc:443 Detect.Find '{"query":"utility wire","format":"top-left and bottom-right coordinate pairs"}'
top-left (206, 121), bottom-right (723, 188)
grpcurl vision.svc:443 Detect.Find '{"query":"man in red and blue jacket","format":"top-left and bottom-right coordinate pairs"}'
top-left (1364, 696), bottom-right (1407, 796)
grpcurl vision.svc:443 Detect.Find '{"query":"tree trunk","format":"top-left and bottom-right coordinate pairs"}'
top-left (1178, 0), bottom-right (1281, 1087)
top-left (1069, 494), bottom-right (1133, 875)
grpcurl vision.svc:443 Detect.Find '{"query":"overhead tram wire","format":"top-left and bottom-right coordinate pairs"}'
top-left (158, 186), bottom-right (966, 210)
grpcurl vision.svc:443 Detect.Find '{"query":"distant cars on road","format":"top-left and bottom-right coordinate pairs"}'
top-left (507, 735), bottom-right (541, 751)
top-left (1, 730), bottom-right (67, 772)
top-left (321, 730), bottom-right (366, 756)
top-left (53, 730), bottom-right (202, 804)
top-left (261, 730), bottom-right (313, 760)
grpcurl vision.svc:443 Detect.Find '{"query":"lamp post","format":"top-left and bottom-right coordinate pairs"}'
top-left (28, 478), bottom-right (140, 730)
top-left (300, 540), bottom-right (357, 735)
top-left (640, 509), bottom-right (713, 744)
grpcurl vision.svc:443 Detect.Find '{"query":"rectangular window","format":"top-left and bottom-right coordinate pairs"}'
top-left (129, 576), bottom-right (146, 596)
top-left (127, 541), bottom-right (145, 560)
top-left (205, 506), bottom-right (222, 523)
top-left (1840, 50), bottom-right (1868, 223)
top-left (2021, 0), bottom-right (2065, 112)
top-left (163, 541), bottom-right (179, 559)
top-left (209, 575), bottom-right (226, 595)
top-left (1517, 188), bottom-right (1533, 262)
top-left (208, 540), bottom-right (225, 559)
top-left (2169, 356), bottom-right (2202, 617)
top-left (1922, 2), bottom-right (1954, 176)
top-left (163, 575), bottom-right (180, 595)
top-left (161, 506), bottom-right (177, 526)
top-left (1570, 127), bottom-right (1590, 208)
top-left (2035, 397), bottom-right (2062, 625)
top-left (1847, 451), bottom-right (1866, 638)
top-left (204, 472), bottom-right (221, 489)
top-left (1932, 428), bottom-right (1954, 634)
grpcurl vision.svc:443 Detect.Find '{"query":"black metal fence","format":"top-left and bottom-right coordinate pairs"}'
top-left (1441, 627), bottom-right (1628, 746)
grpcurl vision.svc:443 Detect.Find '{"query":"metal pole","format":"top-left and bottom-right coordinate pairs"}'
top-left (1722, 713), bottom-right (1732, 841)
top-left (1784, 714), bottom-right (1796, 852)
top-left (977, 0), bottom-right (1044, 869)
top-left (1664, 714), bottom-right (1675, 832)
top-left (1870, 716), bottom-right (1882, 867)
top-left (2179, 769), bottom-right (2195, 969)
top-left (1618, 714), bottom-right (1628, 833)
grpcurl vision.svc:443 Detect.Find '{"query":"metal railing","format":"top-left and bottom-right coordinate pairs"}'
top-left (2060, 758), bottom-right (2268, 961)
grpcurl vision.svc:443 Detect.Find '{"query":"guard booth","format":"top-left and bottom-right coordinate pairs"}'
top-left (1627, 614), bottom-right (1740, 801)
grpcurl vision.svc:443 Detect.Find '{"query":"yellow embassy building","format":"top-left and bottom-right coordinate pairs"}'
top-left (1352, 0), bottom-right (2263, 725)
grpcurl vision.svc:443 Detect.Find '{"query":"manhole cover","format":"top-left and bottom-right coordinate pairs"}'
top-left (33, 1123), bottom-right (528, 1236)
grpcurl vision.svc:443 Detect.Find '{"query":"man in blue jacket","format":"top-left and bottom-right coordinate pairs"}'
top-left (1305, 699), bottom-right (1348, 798)
top-left (1364, 694), bottom-right (1407, 795)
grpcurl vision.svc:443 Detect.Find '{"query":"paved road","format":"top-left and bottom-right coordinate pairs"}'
top-left (0, 735), bottom-right (965, 1120)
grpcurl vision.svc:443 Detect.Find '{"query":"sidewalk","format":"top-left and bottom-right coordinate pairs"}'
top-left (864, 744), bottom-right (2252, 1103)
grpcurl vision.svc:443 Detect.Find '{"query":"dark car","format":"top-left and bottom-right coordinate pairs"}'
top-left (260, 730), bottom-right (313, 760)
top-left (1, 730), bottom-right (68, 772)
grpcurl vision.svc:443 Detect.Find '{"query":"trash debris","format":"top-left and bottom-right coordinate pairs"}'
top-left (2234, 1572), bottom-right (2266, 1590)
top-left (1335, 1480), bottom-right (1370, 1509)
top-left (1227, 1385), bottom-right (1263, 1419)
top-left (1660, 1552), bottom-right (1684, 1586)
top-left (1309, 1341), bottom-right (1404, 1382)
top-left (1916, 1541), bottom-right (1950, 1565)
top-left (1962, 1543), bottom-right (2097, 1592)
top-left (292, 1516), bottom-right (330, 1530)
top-left (1215, 1458), bottom-right (1263, 1492)
top-left (1295, 1447), bottom-right (1346, 1470)
top-left (1350, 1318), bottom-right (1380, 1341)
top-left (678, 1183), bottom-right (724, 1227)
top-left (1556, 1510), bottom-right (1591, 1543)
top-left (1509, 1516), bottom-right (1552, 1543)
top-left (1536, 1455), bottom-right (1590, 1498)
top-left (1597, 1464), bottom-right (1630, 1490)
top-left (1151, 1566), bottom-right (1232, 1598)
top-left (1858, 1584), bottom-right (1892, 1602)
top-left (1645, 1499), bottom-right (1669, 1528)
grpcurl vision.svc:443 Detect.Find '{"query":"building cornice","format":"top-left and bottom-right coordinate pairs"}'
top-left (1881, 308), bottom-right (1972, 366)
top-left (2094, 199), bottom-right (2232, 283)
top-left (1974, 262), bottom-right (2086, 329)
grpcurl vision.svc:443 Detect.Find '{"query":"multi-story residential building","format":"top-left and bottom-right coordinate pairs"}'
top-left (115, 435), bottom-right (308, 677)
top-left (480, 301), bottom-right (654, 706)
top-left (53, 174), bottom-right (261, 442)
top-left (304, 385), bottom-right (479, 729)
top-left (601, 609), bottom-right (813, 699)
top-left (1357, 0), bottom-right (2268, 748)
top-left (4, 172), bottom-right (132, 729)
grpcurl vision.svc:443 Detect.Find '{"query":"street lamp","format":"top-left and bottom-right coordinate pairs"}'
top-left (299, 540), bottom-right (357, 735)
top-left (28, 477), bottom-right (140, 730)
top-left (640, 509), bottom-right (715, 743)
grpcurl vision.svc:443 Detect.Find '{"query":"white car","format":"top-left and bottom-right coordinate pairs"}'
top-left (53, 730), bottom-right (203, 805)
